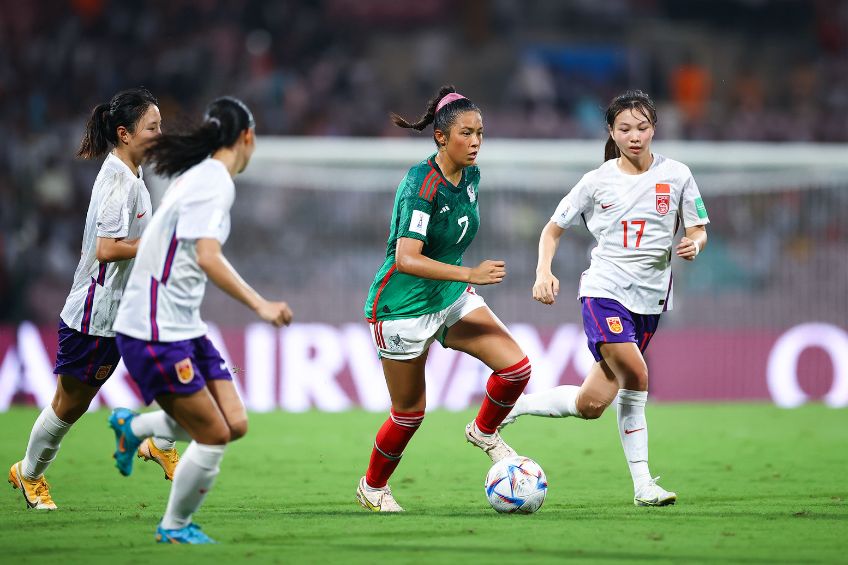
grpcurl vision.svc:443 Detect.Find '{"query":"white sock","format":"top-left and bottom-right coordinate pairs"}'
top-left (160, 442), bottom-right (226, 530)
top-left (151, 437), bottom-right (176, 451)
top-left (617, 389), bottom-right (651, 489)
top-left (512, 385), bottom-right (582, 419)
top-left (130, 411), bottom-right (191, 442)
top-left (21, 406), bottom-right (72, 479)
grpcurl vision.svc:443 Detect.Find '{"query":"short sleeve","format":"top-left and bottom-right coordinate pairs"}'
top-left (680, 172), bottom-right (710, 228)
top-left (95, 174), bottom-right (133, 239)
top-left (551, 173), bottom-right (594, 228)
top-left (396, 173), bottom-right (437, 243)
top-left (176, 180), bottom-right (234, 242)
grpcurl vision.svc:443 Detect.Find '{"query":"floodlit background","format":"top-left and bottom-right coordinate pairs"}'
top-left (1, 0), bottom-right (846, 409)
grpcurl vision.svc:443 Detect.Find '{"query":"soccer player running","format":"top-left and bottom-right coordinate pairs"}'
top-left (107, 97), bottom-right (292, 544)
top-left (8, 88), bottom-right (180, 510)
top-left (357, 85), bottom-right (532, 512)
top-left (501, 90), bottom-right (710, 507)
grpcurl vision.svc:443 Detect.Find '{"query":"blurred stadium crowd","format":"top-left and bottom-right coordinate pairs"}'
top-left (1, 0), bottom-right (846, 325)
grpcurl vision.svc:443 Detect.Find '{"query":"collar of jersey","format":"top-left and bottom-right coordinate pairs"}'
top-left (106, 151), bottom-right (143, 180)
top-left (428, 155), bottom-right (464, 193)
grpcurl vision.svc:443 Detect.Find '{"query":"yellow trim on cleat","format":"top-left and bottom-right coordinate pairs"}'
top-left (137, 439), bottom-right (180, 481)
top-left (8, 461), bottom-right (57, 510)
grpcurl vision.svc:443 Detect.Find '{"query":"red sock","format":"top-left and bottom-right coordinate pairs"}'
top-left (365, 409), bottom-right (424, 488)
top-left (475, 356), bottom-right (531, 434)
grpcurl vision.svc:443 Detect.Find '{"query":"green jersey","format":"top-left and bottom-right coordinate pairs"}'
top-left (365, 154), bottom-right (481, 321)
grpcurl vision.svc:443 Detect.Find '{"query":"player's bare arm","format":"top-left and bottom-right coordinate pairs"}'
top-left (676, 225), bottom-right (707, 261)
top-left (395, 237), bottom-right (505, 285)
top-left (195, 238), bottom-right (292, 327)
top-left (533, 222), bottom-right (564, 305)
top-left (95, 236), bottom-right (139, 262)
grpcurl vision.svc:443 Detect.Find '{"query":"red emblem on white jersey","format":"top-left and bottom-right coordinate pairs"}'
top-left (656, 183), bottom-right (670, 215)
top-left (606, 316), bottom-right (623, 334)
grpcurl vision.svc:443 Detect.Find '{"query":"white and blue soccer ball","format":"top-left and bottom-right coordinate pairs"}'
top-left (484, 455), bottom-right (548, 514)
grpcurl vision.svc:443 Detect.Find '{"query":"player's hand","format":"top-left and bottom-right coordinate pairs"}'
top-left (256, 300), bottom-right (293, 327)
top-left (676, 237), bottom-right (699, 261)
top-left (533, 272), bottom-right (559, 305)
top-left (468, 260), bottom-right (506, 285)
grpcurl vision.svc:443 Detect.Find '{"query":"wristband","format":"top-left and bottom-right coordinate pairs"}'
top-left (692, 240), bottom-right (700, 257)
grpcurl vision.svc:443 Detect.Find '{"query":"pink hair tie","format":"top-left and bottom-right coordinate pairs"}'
top-left (436, 92), bottom-right (466, 113)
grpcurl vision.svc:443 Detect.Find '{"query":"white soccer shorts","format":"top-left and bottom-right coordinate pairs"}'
top-left (369, 286), bottom-right (486, 360)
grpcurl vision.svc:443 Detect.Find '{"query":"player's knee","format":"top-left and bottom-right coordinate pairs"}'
top-left (392, 402), bottom-right (426, 414)
top-left (577, 395), bottom-right (611, 420)
top-left (201, 421), bottom-right (233, 445)
top-left (229, 418), bottom-right (248, 441)
top-left (629, 367), bottom-right (649, 390)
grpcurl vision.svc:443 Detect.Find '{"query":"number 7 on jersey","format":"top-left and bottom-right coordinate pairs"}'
top-left (456, 215), bottom-right (469, 244)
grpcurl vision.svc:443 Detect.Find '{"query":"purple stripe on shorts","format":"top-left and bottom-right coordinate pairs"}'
top-left (96, 262), bottom-right (107, 286)
top-left (150, 277), bottom-right (160, 341)
top-left (145, 343), bottom-right (177, 394)
top-left (80, 277), bottom-right (97, 334)
top-left (83, 337), bottom-right (101, 378)
top-left (161, 229), bottom-right (178, 285)
top-left (586, 297), bottom-right (608, 340)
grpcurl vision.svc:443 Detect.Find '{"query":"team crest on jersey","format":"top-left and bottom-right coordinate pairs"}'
top-left (175, 358), bottom-right (195, 384)
top-left (467, 184), bottom-right (476, 203)
top-left (94, 365), bottom-right (113, 381)
top-left (655, 183), bottom-right (671, 215)
top-left (606, 317), bottom-right (624, 334)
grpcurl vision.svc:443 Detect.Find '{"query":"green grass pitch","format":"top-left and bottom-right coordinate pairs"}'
top-left (1, 404), bottom-right (846, 563)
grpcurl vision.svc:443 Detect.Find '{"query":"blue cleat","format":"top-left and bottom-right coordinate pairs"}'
top-left (156, 523), bottom-right (217, 544)
top-left (108, 408), bottom-right (142, 477)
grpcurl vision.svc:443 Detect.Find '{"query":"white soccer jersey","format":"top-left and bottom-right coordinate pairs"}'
top-left (59, 153), bottom-right (152, 336)
top-left (113, 158), bottom-right (234, 342)
top-left (552, 154), bottom-right (710, 314)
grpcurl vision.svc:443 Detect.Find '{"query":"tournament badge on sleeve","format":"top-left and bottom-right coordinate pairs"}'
top-left (606, 317), bottom-right (624, 334)
top-left (175, 358), bottom-right (195, 384)
top-left (655, 183), bottom-right (670, 215)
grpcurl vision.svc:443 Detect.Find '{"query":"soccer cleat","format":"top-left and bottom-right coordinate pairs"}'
top-left (465, 421), bottom-right (517, 463)
top-left (137, 439), bottom-right (180, 481)
top-left (634, 476), bottom-right (677, 507)
top-left (8, 461), bottom-right (57, 510)
top-left (156, 522), bottom-right (217, 544)
top-left (356, 476), bottom-right (404, 512)
top-left (108, 408), bottom-right (143, 477)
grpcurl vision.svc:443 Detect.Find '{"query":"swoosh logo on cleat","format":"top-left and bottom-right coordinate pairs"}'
top-left (624, 428), bottom-right (645, 435)
top-left (137, 211), bottom-right (147, 218)
top-left (357, 490), bottom-right (380, 511)
top-left (601, 203), bottom-right (615, 209)
top-left (118, 435), bottom-right (126, 453)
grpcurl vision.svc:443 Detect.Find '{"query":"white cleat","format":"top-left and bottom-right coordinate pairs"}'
top-left (356, 476), bottom-right (404, 512)
top-left (634, 476), bottom-right (677, 507)
top-left (465, 422), bottom-right (517, 463)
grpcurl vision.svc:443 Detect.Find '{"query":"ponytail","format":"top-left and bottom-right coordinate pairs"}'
top-left (77, 103), bottom-right (112, 159)
top-left (603, 89), bottom-right (657, 163)
top-left (145, 96), bottom-right (255, 177)
top-left (604, 136), bottom-right (620, 161)
top-left (391, 84), bottom-right (457, 131)
top-left (77, 88), bottom-right (158, 159)
top-left (391, 84), bottom-right (480, 146)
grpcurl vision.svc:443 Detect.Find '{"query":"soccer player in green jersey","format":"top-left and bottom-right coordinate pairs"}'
top-left (357, 85), bottom-right (533, 512)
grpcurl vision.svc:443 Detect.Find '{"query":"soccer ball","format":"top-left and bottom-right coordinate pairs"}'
top-left (484, 456), bottom-right (548, 514)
